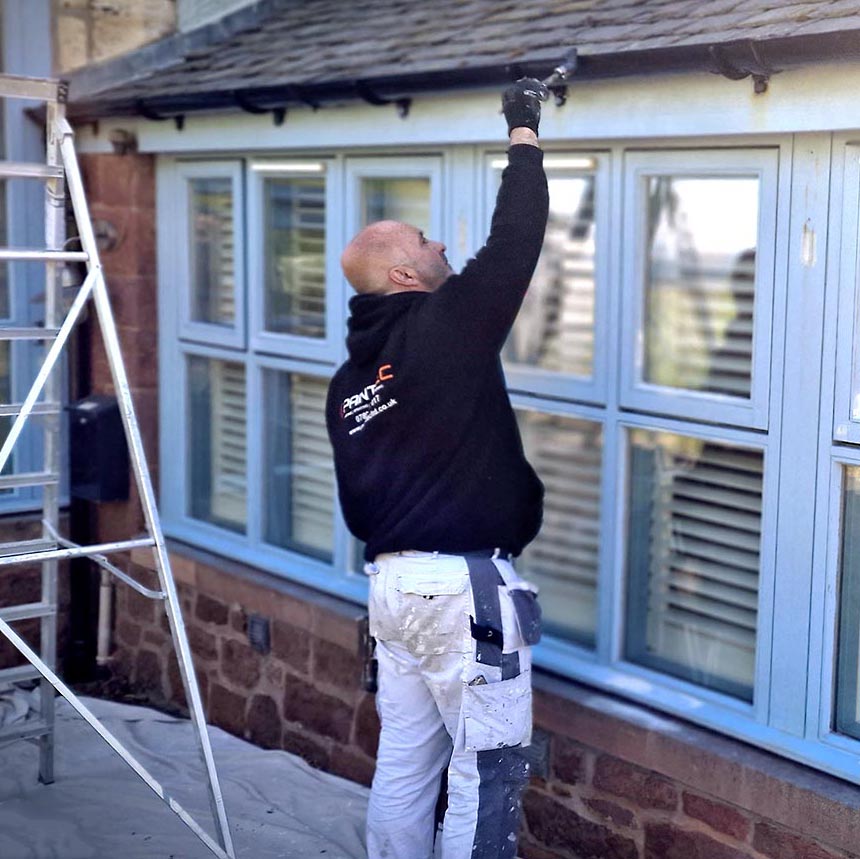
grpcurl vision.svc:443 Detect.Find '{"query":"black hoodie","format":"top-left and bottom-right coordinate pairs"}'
top-left (326, 145), bottom-right (549, 561)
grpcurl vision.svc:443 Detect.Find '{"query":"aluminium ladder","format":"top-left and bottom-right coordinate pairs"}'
top-left (0, 75), bottom-right (235, 859)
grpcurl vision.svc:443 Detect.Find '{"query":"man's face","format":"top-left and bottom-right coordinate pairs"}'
top-left (407, 227), bottom-right (453, 291)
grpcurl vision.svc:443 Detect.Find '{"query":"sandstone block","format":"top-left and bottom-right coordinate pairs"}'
top-left (282, 675), bottom-right (352, 744)
top-left (312, 638), bottom-right (361, 692)
top-left (753, 822), bottom-right (847, 859)
top-left (209, 683), bottom-right (246, 738)
top-left (272, 618), bottom-right (310, 673)
top-left (196, 594), bottom-right (229, 626)
top-left (683, 791), bottom-right (750, 841)
top-left (282, 728), bottom-right (329, 770)
top-left (247, 694), bottom-right (280, 750)
top-left (221, 638), bottom-right (262, 689)
top-left (645, 823), bottom-right (748, 859)
top-left (523, 789), bottom-right (638, 859)
top-left (593, 754), bottom-right (678, 810)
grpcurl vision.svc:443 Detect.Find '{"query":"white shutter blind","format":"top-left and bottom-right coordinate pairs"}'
top-left (190, 178), bottom-right (235, 325)
top-left (265, 177), bottom-right (326, 337)
top-left (210, 360), bottom-right (247, 527)
top-left (628, 430), bottom-right (762, 699)
top-left (518, 412), bottom-right (602, 645)
top-left (509, 175), bottom-right (596, 377)
top-left (289, 374), bottom-right (335, 557)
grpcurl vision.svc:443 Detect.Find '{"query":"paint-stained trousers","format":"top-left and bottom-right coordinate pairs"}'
top-left (365, 550), bottom-right (540, 859)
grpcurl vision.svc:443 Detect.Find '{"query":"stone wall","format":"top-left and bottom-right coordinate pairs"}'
top-left (519, 678), bottom-right (860, 859)
top-left (78, 151), bottom-right (159, 541)
top-left (53, 0), bottom-right (177, 74)
top-left (107, 539), bottom-right (860, 859)
top-left (112, 545), bottom-right (380, 787)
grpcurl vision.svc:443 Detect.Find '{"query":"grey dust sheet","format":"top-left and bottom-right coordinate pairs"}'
top-left (0, 690), bottom-right (368, 859)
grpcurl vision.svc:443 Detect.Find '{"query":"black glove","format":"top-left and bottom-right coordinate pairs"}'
top-left (502, 77), bottom-right (548, 136)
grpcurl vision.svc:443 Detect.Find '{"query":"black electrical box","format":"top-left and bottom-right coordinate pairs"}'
top-left (68, 395), bottom-right (130, 502)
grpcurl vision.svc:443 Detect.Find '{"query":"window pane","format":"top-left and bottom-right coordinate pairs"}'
top-left (643, 177), bottom-right (758, 398)
top-left (835, 466), bottom-right (860, 739)
top-left (506, 172), bottom-right (596, 377)
top-left (625, 429), bottom-right (762, 700)
top-left (188, 178), bottom-right (235, 327)
top-left (517, 410), bottom-right (602, 646)
top-left (187, 356), bottom-right (246, 533)
top-left (264, 176), bottom-right (326, 338)
top-left (361, 178), bottom-right (430, 232)
top-left (263, 370), bottom-right (334, 561)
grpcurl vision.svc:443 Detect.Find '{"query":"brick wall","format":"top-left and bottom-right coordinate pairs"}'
top-left (518, 679), bottom-right (860, 859)
top-left (78, 151), bottom-right (159, 542)
top-left (81, 148), bottom-right (860, 859)
top-left (105, 539), bottom-right (860, 859)
top-left (110, 545), bottom-right (380, 787)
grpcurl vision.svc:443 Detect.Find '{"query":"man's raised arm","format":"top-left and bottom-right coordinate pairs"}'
top-left (425, 78), bottom-right (551, 353)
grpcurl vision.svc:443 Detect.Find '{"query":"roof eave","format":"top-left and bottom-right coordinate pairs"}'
top-left (66, 30), bottom-right (860, 124)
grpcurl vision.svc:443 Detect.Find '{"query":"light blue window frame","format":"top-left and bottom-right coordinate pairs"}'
top-left (620, 148), bottom-right (779, 430)
top-left (484, 150), bottom-right (612, 406)
top-left (155, 133), bottom-right (860, 787)
top-left (175, 160), bottom-right (246, 350)
top-left (247, 158), bottom-right (344, 363)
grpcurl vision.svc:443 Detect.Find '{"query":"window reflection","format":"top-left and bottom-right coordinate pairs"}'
top-left (263, 176), bottom-right (326, 338)
top-left (505, 172), bottom-right (596, 378)
top-left (644, 177), bottom-right (758, 398)
top-left (189, 178), bottom-right (235, 327)
top-left (361, 178), bottom-right (431, 233)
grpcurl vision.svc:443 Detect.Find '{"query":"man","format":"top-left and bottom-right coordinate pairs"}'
top-left (325, 79), bottom-right (550, 859)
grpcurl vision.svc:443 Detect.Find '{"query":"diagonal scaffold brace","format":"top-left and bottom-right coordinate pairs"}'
top-left (0, 74), bottom-right (235, 859)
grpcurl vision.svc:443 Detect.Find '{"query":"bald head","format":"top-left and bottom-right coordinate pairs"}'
top-left (341, 220), bottom-right (452, 296)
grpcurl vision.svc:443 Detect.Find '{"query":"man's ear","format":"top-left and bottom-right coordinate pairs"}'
top-left (388, 265), bottom-right (419, 289)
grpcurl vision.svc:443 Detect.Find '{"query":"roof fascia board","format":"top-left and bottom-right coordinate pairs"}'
top-left (72, 61), bottom-right (860, 155)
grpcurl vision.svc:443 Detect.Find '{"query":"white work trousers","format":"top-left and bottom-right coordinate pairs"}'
top-left (365, 551), bottom-right (536, 859)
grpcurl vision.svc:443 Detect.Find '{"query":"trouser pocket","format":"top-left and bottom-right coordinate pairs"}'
top-left (461, 669), bottom-right (532, 752)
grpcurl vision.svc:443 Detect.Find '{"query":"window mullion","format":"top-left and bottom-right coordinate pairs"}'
top-left (599, 142), bottom-right (627, 665)
top-left (767, 133), bottom-right (832, 735)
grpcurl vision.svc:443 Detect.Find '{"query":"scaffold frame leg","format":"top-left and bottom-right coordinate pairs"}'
top-left (0, 74), bottom-right (235, 859)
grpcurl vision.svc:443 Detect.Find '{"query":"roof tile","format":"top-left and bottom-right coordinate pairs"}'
top-left (68, 0), bottom-right (860, 115)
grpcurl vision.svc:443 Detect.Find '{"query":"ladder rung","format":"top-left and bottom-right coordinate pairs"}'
top-left (0, 665), bottom-right (41, 684)
top-left (0, 602), bottom-right (56, 622)
top-left (0, 538), bottom-right (57, 557)
top-left (0, 327), bottom-right (60, 340)
top-left (0, 718), bottom-right (50, 742)
top-left (0, 162), bottom-right (63, 180)
top-left (0, 75), bottom-right (62, 103)
top-left (0, 250), bottom-right (88, 263)
top-left (0, 402), bottom-right (60, 416)
top-left (0, 471), bottom-right (58, 489)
